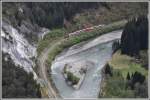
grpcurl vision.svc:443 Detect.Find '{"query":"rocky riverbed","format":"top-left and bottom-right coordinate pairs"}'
top-left (51, 30), bottom-right (122, 98)
top-left (62, 61), bottom-right (94, 89)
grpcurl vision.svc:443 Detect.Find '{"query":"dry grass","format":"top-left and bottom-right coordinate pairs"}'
top-left (108, 50), bottom-right (148, 79)
top-left (108, 50), bottom-right (133, 69)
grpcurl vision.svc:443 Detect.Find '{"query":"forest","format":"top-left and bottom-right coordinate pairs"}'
top-left (121, 16), bottom-right (148, 57)
top-left (3, 2), bottom-right (104, 29)
top-left (2, 53), bottom-right (41, 98)
top-left (3, 2), bottom-right (147, 30)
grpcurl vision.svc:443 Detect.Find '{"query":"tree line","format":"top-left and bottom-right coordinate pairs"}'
top-left (3, 2), bottom-right (109, 29)
top-left (121, 15), bottom-right (148, 56)
top-left (2, 53), bottom-right (41, 98)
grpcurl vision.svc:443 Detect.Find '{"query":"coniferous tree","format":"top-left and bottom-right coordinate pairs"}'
top-left (127, 72), bottom-right (130, 80)
top-left (2, 53), bottom-right (41, 98)
top-left (121, 16), bottom-right (148, 56)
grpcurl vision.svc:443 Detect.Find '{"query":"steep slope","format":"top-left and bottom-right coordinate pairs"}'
top-left (2, 21), bottom-right (38, 79)
top-left (2, 2), bottom-right (148, 98)
top-left (2, 3), bottom-right (50, 79)
top-left (2, 53), bottom-right (41, 98)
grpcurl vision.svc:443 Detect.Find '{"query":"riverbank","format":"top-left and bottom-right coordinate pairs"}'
top-left (46, 20), bottom-right (127, 65)
top-left (50, 38), bottom-right (118, 98)
top-left (99, 50), bottom-right (148, 98)
top-left (98, 63), bottom-right (108, 97)
top-left (38, 20), bottom-right (127, 98)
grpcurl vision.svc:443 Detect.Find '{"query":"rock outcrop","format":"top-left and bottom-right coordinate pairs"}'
top-left (62, 61), bottom-right (94, 89)
top-left (2, 3), bottom-right (50, 79)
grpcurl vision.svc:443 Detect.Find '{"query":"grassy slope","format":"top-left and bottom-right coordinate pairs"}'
top-left (37, 28), bottom-right (66, 56)
top-left (101, 70), bottom-right (135, 98)
top-left (108, 50), bottom-right (148, 79)
top-left (101, 50), bottom-right (148, 97)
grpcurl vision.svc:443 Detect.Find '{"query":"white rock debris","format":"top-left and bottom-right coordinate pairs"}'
top-left (2, 21), bottom-right (49, 79)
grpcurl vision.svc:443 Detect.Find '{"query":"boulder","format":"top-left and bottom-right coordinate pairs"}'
top-left (62, 61), bottom-right (90, 89)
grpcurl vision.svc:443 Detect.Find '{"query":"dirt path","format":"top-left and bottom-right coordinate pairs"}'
top-left (37, 39), bottom-right (63, 98)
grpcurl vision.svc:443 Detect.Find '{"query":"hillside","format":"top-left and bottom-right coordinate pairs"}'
top-left (2, 53), bottom-right (41, 98)
top-left (2, 2), bottom-right (148, 98)
top-left (100, 16), bottom-right (148, 98)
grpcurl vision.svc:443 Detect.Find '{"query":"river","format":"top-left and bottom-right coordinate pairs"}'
top-left (51, 30), bottom-right (122, 98)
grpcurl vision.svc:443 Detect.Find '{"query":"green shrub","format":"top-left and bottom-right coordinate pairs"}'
top-left (134, 80), bottom-right (148, 98)
top-left (43, 28), bottom-right (66, 39)
top-left (66, 71), bottom-right (80, 85)
top-left (102, 69), bottom-right (135, 98)
top-left (37, 28), bottom-right (66, 56)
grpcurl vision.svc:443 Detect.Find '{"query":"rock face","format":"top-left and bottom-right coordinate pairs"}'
top-left (2, 3), bottom-right (51, 80)
top-left (2, 21), bottom-right (37, 79)
top-left (62, 61), bottom-right (91, 89)
top-left (2, 19), bottom-right (49, 80)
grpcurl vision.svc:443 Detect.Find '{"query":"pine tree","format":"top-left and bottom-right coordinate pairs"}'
top-left (121, 15), bottom-right (148, 56)
top-left (127, 72), bottom-right (130, 80)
